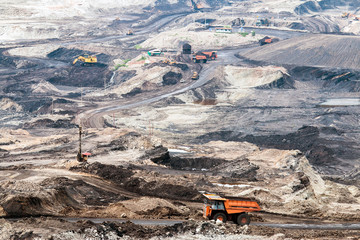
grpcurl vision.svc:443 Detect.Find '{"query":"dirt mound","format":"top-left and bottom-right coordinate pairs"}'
top-left (48, 65), bottom-right (112, 88)
top-left (23, 118), bottom-right (76, 129)
top-left (212, 158), bottom-right (259, 181)
top-left (243, 34), bottom-right (360, 70)
top-left (158, 156), bottom-right (225, 171)
top-left (196, 126), bottom-right (353, 173)
top-left (224, 65), bottom-right (293, 89)
top-left (41, 177), bottom-right (128, 205)
top-left (0, 98), bottom-right (23, 112)
top-left (14, 97), bottom-right (52, 113)
top-left (98, 131), bottom-right (144, 151)
top-left (72, 162), bottom-right (201, 201)
top-left (144, 145), bottom-right (171, 163)
top-left (72, 162), bottom-right (134, 182)
top-left (0, 177), bottom-right (128, 217)
top-left (288, 65), bottom-right (360, 91)
top-left (162, 71), bottom-right (182, 85)
top-left (295, 0), bottom-right (360, 15)
top-left (145, 146), bottom-right (225, 170)
top-left (122, 197), bottom-right (186, 218)
top-left (121, 87), bottom-right (142, 98)
top-left (47, 48), bottom-right (110, 64)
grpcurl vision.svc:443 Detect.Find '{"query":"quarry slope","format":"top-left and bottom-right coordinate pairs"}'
top-left (243, 34), bottom-right (360, 69)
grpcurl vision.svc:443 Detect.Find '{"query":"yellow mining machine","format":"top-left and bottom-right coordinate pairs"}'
top-left (162, 58), bottom-right (177, 65)
top-left (191, 71), bottom-right (199, 80)
top-left (73, 55), bottom-right (98, 65)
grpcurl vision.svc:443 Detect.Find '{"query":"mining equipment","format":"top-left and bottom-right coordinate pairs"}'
top-left (203, 193), bottom-right (261, 225)
top-left (190, 0), bottom-right (205, 11)
top-left (201, 51), bottom-right (217, 60)
top-left (77, 126), bottom-right (91, 162)
top-left (193, 53), bottom-right (207, 63)
top-left (192, 51), bottom-right (217, 63)
top-left (256, 18), bottom-right (270, 26)
top-left (126, 29), bottom-right (134, 35)
top-left (191, 71), bottom-right (199, 80)
top-left (73, 55), bottom-right (97, 65)
top-left (259, 36), bottom-right (279, 46)
top-left (342, 12), bottom-right (350, 18)
top-left (162, 58), bottom-right (177, 65)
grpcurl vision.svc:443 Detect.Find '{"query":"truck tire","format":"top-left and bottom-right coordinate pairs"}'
top-left (237, 213), bottom-right (250, 226)
top-left (213, 212), bottom-right (227, 223)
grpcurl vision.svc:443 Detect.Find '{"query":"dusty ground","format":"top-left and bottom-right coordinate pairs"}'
top-left (1, 0), bottom-right (360, 239)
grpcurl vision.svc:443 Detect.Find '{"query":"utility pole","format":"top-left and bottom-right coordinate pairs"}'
top-left (77, 125), bottom-right (82, 162)
top-left (51, 99), bottom-right (54, 115)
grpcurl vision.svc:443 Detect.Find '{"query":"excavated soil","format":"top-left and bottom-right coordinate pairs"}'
top-left (243, 34), bottom-right (360, 70)
top-left (1, 1), bottom-right (360, 239)
top-left (197, 125), bottom-right (358, 173)
top-left (2, 218), bottom-right (360, 240)
top-left (162, 71), bottom-right (183, 85)
top-left (71, 162), bottom-right (201, 201)
top-left (48, 65), bottom-right (112, 88)
top-left (0, 176), bottom-right (129, 217)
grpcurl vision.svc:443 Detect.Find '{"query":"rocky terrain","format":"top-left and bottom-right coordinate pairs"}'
top-left (0, 0), bottom-right (360, 239)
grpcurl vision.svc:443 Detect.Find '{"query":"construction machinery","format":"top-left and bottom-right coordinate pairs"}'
top-left (192, 51), bottom-right (217, 63)
top-left (342, 12), bottom-right (350, 18)
top-left (77, 126), bottom-right (91, 162)
top-left (256, 18), bottom-right (270, 27)
top-left (193, 54), bottom-right (207, 63)
top-left (201, 51), bottom-right (217, 60)
top-left (162, 58), bottom-right (176, 65)
top-left (191, 71), bottom-right (199, 80)
top-left (190, 0), bottom-right (205, 11)
top-left (126, 29), bottom-right (134, 35)
top-left (73, 55), bottom-right (97, 65)
top-left (259, 36), bottom-right (279, 46)
top-left (202, 193), bottom-right (261, 225)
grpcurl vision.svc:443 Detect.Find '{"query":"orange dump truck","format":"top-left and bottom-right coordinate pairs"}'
top-left (201, 51), bottom-right (217, 60)
top-left (192, 51), bottom-right (217, 63)
top-left (192, 54), bottom-right (207, 63)
top-left (203, 193), bottom-right (261, 225)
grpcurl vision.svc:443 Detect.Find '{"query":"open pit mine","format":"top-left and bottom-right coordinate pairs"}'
top-left (0, 0), bottom-right (360, 239)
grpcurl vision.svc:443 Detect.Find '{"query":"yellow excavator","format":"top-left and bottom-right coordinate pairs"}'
top-left (73, 55), bottom-right (97, 65)
top-left (162, 58), bottom-right (176, 65)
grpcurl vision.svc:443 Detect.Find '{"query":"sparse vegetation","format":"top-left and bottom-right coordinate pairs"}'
top-left (134, 44), bottom-right (142, 50)
top-left (137, 56), bottom-right (147, 61)
top-left (114, 59), bottom-right (130, 70)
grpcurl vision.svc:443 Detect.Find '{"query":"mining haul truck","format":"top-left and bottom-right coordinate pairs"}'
top-left (259, 36), bottom-right (279, 46)
top-left (192, 51), bottom-right (217, 63)
top-left (203, 193), bottom-right (261, 225)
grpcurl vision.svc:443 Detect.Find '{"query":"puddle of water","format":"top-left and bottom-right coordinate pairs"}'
top-left (168, 149), bottom-right (190, 154)
top-left (319, 98), bottom-right (360, 107)
top-left (213, 183), bottom-right (251, 188)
